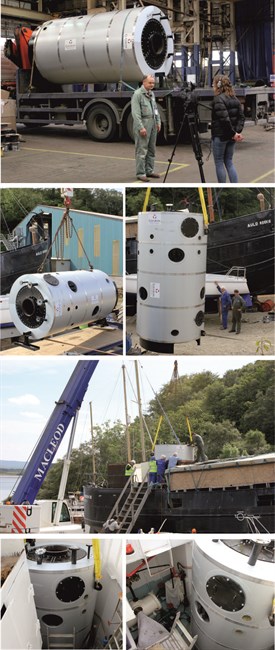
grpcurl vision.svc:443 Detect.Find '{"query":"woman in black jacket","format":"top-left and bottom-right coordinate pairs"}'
top-left (211, 75), bottom-right (245, 182)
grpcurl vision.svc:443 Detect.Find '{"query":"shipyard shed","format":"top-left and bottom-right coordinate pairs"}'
top-left (16, 205), bottom-right (123, 277)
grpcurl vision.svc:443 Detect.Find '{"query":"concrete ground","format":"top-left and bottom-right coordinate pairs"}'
top-left (126, 310), bottom-right (275, 356)
top-left (1, 121), bottom-right (274, 184)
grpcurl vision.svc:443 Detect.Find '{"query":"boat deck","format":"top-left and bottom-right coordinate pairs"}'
top-left (168, 454), bottom-right (275, 491)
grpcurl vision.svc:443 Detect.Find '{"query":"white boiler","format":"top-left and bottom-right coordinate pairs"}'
top-left (136, 211), bottom-right (207, 352)
top-left (9, 270), bottom-right (117, 340)
top-left (27, 543), bottom-right (97, 649)
top-left (191, 538), bottom-right (274, 650)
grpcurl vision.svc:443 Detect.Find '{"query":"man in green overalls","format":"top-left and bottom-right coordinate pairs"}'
top-left (131, 74), bottom-right (161, 182)
top-left (230, 290), bottom-right (246, 334)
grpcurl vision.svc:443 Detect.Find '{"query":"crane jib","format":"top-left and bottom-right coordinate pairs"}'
top-left (12, 360), bottom-right (99, 504)
top-left (34, 424), bottom-right (65, 480)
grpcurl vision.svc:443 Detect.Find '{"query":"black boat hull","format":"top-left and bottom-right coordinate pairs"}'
top-left (207, 209), bottom-right (274, 295)
top-left (84, 484), bottom-right (274, 534)
top-left (1, 241), bottom-right (50, 295)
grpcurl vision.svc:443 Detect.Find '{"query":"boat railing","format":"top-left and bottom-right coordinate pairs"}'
top-left (225, 266), bottom-right (247, 278)
top-left (107, 475), bottom-right (133, 521)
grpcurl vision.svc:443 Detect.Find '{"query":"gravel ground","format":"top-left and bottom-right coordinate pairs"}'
top-left (126, 310), bottom-right (275, 356)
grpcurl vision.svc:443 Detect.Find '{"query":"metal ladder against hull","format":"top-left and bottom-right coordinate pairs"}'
top-left (105, 472), bottom-right (152, 533)
top-left (145, 613), bottom-right (198, 650)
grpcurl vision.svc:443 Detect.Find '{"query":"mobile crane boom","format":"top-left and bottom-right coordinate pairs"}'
top-left (12, 360), bottom-right (98, 504)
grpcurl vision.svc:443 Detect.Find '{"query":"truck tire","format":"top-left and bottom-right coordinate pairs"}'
top-left (86, 104), bottom-right (117, 141)
top-left (125, 112), bottom-right (134, 142)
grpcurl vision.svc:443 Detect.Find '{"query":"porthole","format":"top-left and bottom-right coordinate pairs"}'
top-left (195, 601), bottom-right (209, 622)
top-left (139, 287), bottom-right (148, 300)
top-left (42, 614), bottom-right (63, 626)
top-left (68, 281), bottom-right (77, 292)
top-left (168, 248), bottom-right (185, 263)
top-left (206, 575), bottom-right (245, 611)
top-left (181, 217), bottom-right (199, 238)
top-left (195, 310), bottom-right (204, 326)
top-left (56, 576), bottom-right (85, 603)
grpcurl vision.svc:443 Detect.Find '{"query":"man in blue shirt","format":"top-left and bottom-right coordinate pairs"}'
top-left (215, 281), bottom-right (232, 330)
top-left (167, 452), bottom-right (179, 469)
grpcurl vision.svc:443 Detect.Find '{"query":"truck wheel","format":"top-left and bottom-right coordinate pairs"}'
top-left (86, 104), bottom-right (117, 141)
top-left (125, 112), bottom-right (134, 142)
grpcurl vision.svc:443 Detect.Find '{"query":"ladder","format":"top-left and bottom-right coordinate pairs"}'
top-left (0, 233), bottom-right (17, 251)
top-left (47, 629), bottom-right (75, 649)
top-left (103, 623), bottom-right (123, 648)
top-left (145, 613), bottom-right (198, 650)
top-left (106, 472), bottom-right (152, 533)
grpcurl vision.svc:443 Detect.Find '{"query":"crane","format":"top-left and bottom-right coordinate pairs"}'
top-left (12, 360), bottom-right (98, 504)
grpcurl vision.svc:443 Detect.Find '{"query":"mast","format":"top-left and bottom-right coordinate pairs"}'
top-left (122, 364), bottom-right (131, 462)
top-left (134, 361), bottom-right (146, 461)
top-left (207, 188), bottom-right (215, 222)
top-left (90, 401), bottom-right (96, 484)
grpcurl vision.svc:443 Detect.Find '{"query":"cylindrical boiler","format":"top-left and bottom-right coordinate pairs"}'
top-left (191, 538), bottom-right (275, 650)
top-left (30, 6), bottom-right (174, 84)
top-left (27, 543), bottom-right (98, 649)
top-left (136, 211), bottom-right (208, 353)
top-left (9, 270), bottom-right (117, 340)
top-left (128, 593), bottom-right (161, 628)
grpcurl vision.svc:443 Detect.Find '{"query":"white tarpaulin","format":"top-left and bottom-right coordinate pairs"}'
top-left (165, 577), bottom-right (184, 608)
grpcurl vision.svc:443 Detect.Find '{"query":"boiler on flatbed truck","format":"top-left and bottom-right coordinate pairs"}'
top-left (4, 7), bottom-right (273, 143)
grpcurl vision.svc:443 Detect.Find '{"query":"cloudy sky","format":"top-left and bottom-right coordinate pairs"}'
top-left (1, 356), bottom-right (261, 462)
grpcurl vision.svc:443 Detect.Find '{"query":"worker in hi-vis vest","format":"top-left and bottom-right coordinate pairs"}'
top-left (125, 459), bottom-right (136, 477)
top-left (148, 452), bottom-right (158, 484)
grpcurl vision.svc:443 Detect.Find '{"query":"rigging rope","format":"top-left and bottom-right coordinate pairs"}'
top-left (37, 205), bottom-right (93, 272)
top-left (139, 362), bottom-right (181, 444)
top-left (125, 366), bottom-right (153, 445)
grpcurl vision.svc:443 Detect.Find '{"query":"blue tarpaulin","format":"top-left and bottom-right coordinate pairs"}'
top-left (235, 0), bottom-right (272, 83)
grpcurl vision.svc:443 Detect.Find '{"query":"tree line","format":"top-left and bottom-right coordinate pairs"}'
top-left (1, 188), bottom-right (123, 233)
top-left (126, 187), bottom-right (274, 218)
top-left (37, 360), bottom-right (274, 499)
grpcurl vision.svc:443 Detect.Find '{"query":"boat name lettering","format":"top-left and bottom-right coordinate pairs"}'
top-left (247, 219), bottom-right (271, 228)
top-left (34, 424), bottom-right (65, 480)
top-left (35, 250), bottom-right (47, 256)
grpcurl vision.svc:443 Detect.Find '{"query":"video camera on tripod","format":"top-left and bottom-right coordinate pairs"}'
top-left (163, 83), bottom-right (207, 183)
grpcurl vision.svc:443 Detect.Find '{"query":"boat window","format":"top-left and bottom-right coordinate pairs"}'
top-left (51, 501), bottom-right (71, 523)
top-left (170, 497), bottom-right (182, 508)
top-left (206, 575), bottom-right (245, 611)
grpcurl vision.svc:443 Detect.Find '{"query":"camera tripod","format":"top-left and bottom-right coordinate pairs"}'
top-left (163, 98), bottom-right (206, 183)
